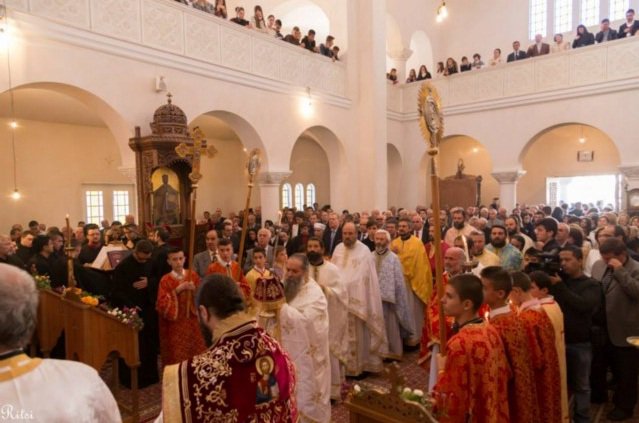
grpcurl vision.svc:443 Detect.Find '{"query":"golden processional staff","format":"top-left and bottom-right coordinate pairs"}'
top-left (418, 82), bottom-right (447, 355)
top-left (237, 149), bottom-right (262, 268)
top-left (175, 127), bottom-right (217, 309)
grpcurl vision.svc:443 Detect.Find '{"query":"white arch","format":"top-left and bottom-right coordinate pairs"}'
top-left (407, 30), bottom-right (434, 74)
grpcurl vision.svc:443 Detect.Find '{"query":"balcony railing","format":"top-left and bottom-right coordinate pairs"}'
top-left (8, 0), bottom-right (347, 98)
top-left (388, 36), bottom-right (639, 117)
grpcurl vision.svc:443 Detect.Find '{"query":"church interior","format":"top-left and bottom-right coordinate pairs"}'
top-left (2, 0), bottom-right (639, 421)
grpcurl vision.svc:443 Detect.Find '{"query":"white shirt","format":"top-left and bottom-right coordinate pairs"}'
top-left (488, 304), bottom-right (511, 320)
top-left (520, 298), bottom-right (541, 311)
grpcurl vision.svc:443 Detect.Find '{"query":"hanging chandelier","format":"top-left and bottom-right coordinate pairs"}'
top-left (436, 1), bottom-right (448, 23)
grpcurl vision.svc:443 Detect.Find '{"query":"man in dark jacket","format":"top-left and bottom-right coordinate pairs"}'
top-left (591, 238), bottom-right (639, 420)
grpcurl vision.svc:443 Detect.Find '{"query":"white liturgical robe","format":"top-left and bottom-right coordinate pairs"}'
top-left (287, 279), bottom-right (331, 423)
top-left (0, 354), bottom-right (121, 423)
top-left (311, 260), bottom-right (350, 400)
top-left (259, 304), bottom-right (322, 423)
top-left (331, 241), bottom-right (388, 376)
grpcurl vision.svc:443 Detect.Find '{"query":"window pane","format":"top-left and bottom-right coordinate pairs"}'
top-left (294, 184), bottom-right (304, 210)
top-left (530, 0), bottom-right (548, 39)
top-left (281, 184), bottom-right (292, 208)
top-left (113, 190), bottom-right (130, 223)
top-left (306, 184), bottom-right (316, 206)
top-left (85, 191), bottom-right (104, 225)
top-left (610, 0), bottom-right (629, 21)
top-left (581, 0), bottom-right (599, 26)
top-left (554, 0), bottom-right (573, 33)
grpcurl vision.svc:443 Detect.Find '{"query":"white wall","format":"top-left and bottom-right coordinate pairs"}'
top-left (288, 136), bottom-right (330, 206)
top-left (0, 118), bottom-right (130, 228)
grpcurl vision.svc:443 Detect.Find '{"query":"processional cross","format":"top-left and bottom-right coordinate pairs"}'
top-left (175, 127), bottom-right (217, 309)
top-left (418, 82), bottom-right (447, 355)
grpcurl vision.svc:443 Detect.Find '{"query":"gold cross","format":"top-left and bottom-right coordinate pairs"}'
top-left (175, 126), bottom-right (217, 184)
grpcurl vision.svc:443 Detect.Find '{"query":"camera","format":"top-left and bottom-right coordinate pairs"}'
top-left (525, 251), bottom-right (562, 276)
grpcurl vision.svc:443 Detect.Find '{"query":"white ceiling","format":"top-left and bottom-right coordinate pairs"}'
top-left (0, 88), bottom-right (106, 127)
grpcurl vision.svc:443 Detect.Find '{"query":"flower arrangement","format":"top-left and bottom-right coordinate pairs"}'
top-left (34, 275), bottom-right (52, 290)
top-left (62, 287), bottom-right (103, 307)
top-left (401, 387), bottom-right (426, 404)
top-left (106, 306), bottom-right (144, 331)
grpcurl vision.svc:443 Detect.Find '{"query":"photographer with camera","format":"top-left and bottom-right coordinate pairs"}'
top-left (549, 245), bottom-right (601, 423)
top-left (590, 237), bottom-right (639, 421)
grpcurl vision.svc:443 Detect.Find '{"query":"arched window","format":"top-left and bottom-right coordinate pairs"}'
top-left (554, 0), bottom-right (572, 34)
top-left (294, 183), bottom-right (304, 210)
top-left (306, 184), bottom-right (316, 206)
top-left (281, 183), bottom-right (292, 208)
top-left (581, 0), bottom-right (599, 26)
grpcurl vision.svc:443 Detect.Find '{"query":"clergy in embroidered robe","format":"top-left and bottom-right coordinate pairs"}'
top-left (373, 230), bottom-right (415, 359)
top-left (259, 303), bottom-right (324, 423)
top-left (391, 218), bottom-right (432, 346)
top-left (159, 275), bottom-right (297, 423)
top-left (308, 237), bottom-right (350, 401)
top-left (156, 263), bottom-right (206, 367)
top-left (284, 254), bottom-right (331, 423)
top-left (331, 223), bottom-right (388, 376)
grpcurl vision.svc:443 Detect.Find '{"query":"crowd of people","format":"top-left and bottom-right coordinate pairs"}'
top-left (2, 198), bottom-right (639, 421)
top-left (174, 0), bottom-right (341, 61)
top-left (388, 8), bottom-right (639, 84)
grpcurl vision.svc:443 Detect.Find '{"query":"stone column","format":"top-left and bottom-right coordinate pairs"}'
top-left (619, 165), bottom-right (639, 210)
top-left (388, 48), bottom-right (413, 83)
top-left (258, 171), bottom-right (291, 224)
top-left (492, 170), bottom-right (526, 211)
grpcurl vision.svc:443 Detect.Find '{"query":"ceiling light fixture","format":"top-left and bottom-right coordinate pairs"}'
top-left (3, 1), bottom-right (20, 200)
top-left (578, 125), bottom-right (586, 144)
top-left (436, 1), bottom-right (448, 23)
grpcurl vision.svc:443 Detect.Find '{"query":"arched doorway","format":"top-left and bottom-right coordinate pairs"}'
top-left (288, 126), bottom-right (347, 208)
top-left (387, 143), bottom-right (403, 207)
top-left (270, 0), bottom-right (331, 43)
top-left (189, 111), bottom-right (267, 217)
top-left (0, 83), bottom-right (133, 226)
top-left (287, 136), bottom-right (329, 208)
top-left (519, 123), bottom-right (621, 207)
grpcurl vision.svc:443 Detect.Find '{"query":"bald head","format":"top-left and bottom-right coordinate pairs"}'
top-left (444, 247), bottom-right (465, 275)
top-left (342, 222), bottom-right (357, 247)
top-left (0, 264), bottom-right (39, 350)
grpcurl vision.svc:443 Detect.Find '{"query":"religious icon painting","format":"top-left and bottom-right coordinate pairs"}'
top-left (151, 167), bottom-right (181, 226)
top-left (255, 355), bottom-right (280, 404)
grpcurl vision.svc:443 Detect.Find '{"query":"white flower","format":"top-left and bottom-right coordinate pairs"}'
top-left (353, 385), bottom-right (361, 393)
top-left (413, 389), bottom-right (424, 397)
top-left (403, 387), bottom-right (411, 394)
top-left (123, 319), bottom-right (130, 324)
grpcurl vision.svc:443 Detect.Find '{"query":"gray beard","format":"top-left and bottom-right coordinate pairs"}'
top-left (284, 276), bottom-right (304, 302)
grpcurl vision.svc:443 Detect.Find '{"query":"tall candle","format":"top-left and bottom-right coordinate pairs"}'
top-left (65, 214), bottom-right (71, 247)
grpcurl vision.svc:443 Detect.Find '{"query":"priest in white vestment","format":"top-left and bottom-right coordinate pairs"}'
top-left (254, 276), bottom-right (323, 423)
top-left (331, 223), bottom-right (388, 377)
top-left (284, 254), bottom-right (331, 423)
top-left (0, 263), bottom-right (121, 423)
top-left (373, 230), bottom-right (415, 359)
top-left (306, 237), bottom-right (350, 400)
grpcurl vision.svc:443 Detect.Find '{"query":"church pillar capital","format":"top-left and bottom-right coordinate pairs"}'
top-left (258, 171), bottom-right (292, 186)
top-left (619, 165), bottom-right (639, 180)
top-left (491, 170), bottom-right (526, 184)
top-left (492, 170), bottom-right (526, 211)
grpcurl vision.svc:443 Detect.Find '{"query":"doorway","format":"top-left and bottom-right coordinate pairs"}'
top-left (546, 174), bottom-right (620, 209)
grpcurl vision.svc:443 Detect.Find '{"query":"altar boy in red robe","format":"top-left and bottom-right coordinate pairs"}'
top-left (434, 273), bottom-right (510, 423)
top-left (207, 238), bottom-right (251, 300)
top-left (156, 248), bottom-right (206, 367)
top-left (480, 266), bottom-right (539, 423)
top-left (511, 271), bottom-right (562, 423)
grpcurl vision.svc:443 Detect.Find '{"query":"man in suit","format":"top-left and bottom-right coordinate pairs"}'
top-left (507, 40), bottom-right (527, 62)
top-left (591, 238), bottom-right (639, 421)
top-left (322, 212), bottom-right (342, 257)
top-left (193, 229), bottom-right (218, 279)
top-left (619, 8), bottom-right (639, 38)
top-left (411, 214), bottom-right (429, 244)
top-left (596, 18), bottom-right (619, 43)
top-left (243, 228), bottom-right (274, 272)
top-left (526, 34), bottom-right (550, 57)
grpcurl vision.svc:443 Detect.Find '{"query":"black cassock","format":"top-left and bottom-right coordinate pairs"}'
top-left (111, 253), bottom-right (159, 388)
